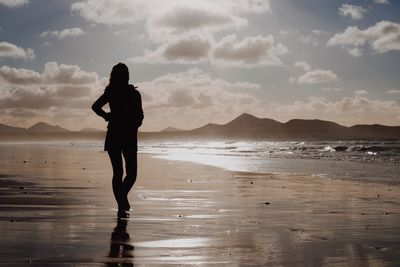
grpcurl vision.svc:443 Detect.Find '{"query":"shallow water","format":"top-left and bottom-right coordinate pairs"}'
top-left (2, 139), bottom-right (399, 184)
top-left (141, 139), bottom-right (400, 184)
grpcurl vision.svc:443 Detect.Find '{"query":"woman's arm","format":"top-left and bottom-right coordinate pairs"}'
top-left (137, 92), bottom-right (144, 127)
top-left (91, 93), bottom-right (111, 121)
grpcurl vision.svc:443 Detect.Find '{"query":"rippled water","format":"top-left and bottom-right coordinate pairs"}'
top-left (139, 139), bottom-right (400, 184)
top-left (140, 140), bottom-right (400, 164)
top-left (2, 139), bottom-right (399, 184)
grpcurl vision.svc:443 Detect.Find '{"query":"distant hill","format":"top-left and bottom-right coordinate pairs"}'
top-left (27, 122), bottom-right (70, 133)
top-left (1, 114), bottom-right (399, 139)
top-left (0, 123), bottom-right (26, 133)
top-left (188, 113), bottom-right (400, 139)
top-left (161, 127), bottom-right (184, 132)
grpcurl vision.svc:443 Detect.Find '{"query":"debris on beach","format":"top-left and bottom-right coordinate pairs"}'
top-left (288, 228), bottom-right (305, 233)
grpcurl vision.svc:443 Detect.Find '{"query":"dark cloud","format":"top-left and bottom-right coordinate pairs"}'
top-left (153, 6), bottom-right (246, 32)
top-left (213, 35), bottom-right (287, 66)
top-left (168, 90), bottom-right (196, 107)
top-left (0, 66), bottom-right (42, 84)
top-left (0, 87), bottom-right (59, 109)
top-left (164, 37), bottom-right (211, 60)
top-left (0, 62), bottom-right (100, 114)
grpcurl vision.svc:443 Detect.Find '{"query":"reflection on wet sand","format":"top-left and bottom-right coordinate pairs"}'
top-left (0, 144), bottom-right (399, 266)
top-left (106, 219), bottom-right (134, 267)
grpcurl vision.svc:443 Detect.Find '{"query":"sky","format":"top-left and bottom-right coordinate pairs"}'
top-left (0, 0), bottom-right (399, 131)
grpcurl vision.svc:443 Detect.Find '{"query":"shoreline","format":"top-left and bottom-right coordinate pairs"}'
top-left (0, 144), bottom-right (399, 265)
top-left (1, 140), bottom-right (399, 186)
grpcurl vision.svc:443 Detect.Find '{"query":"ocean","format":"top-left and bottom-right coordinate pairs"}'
top-left (2, 139), bottom-right (399, 184)
top-left (140, 139), bottom-right (400, 184)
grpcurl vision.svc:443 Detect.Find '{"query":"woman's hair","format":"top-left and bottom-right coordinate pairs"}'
top-left (108, 62), bottom-right (129, 89)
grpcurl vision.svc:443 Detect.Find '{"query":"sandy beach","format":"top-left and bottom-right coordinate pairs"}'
top-left (0, 143), bottom-right (399, 266)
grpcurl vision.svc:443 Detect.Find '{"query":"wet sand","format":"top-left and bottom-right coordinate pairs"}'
top-left (0, 143), bottom-right (399, 266)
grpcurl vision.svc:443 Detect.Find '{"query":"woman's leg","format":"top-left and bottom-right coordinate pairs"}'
top-left (107, 150), bottom-right (124, 210)
top-left (122, 149), bottom-right (138, 209)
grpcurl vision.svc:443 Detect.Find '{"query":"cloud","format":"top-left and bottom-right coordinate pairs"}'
top-left (72, 0), bottom-right (270, 26)
top-left (164, 37), bottom-right (211, 61)
top-left (386, 89), bottom-right (400, 94)
top-left (0, 88), bottom-right (59, 110)
top-left (0, 0), bottom-right (28, 8)
top-left (338, 4), bottom-right (367, 20)
top-left (322, 87), bottom-right (343, 92)
top-left (0, 41), bottom-right (35, 60)
top-left (72, 0), bottom-right (271, 43)
top-left (0, 62), bottom-right (98, 86)
top-left (130, 35), bottom-right (212, 64)
top-left (151, 6), bottom-right (244, 32)
top-left (327, 20), bottom-right (400, 55)
top-left (146, 5), bottom-right (248, 42)
top-left (212, 34), bottom-right (288, 67)
top-left (136, 68), bottom-right (261, 130)
top-left (0, 62), bottom-right (100, 116)
top-left (293, 61), bottom-right (311, 71)
top-left (42, 62), bottom-right (98, 84)
top-left (373, 0), bottom-right (389, 4)
top-left (297, 69), bottom-right (338, 84)
top-left (280, 29), bottom-right (331, 47)
top-left (0, 66), bottom-right (42, 84)
top-left (73, 0), bottom-right (278, 67)
top-left (40, 27), bottom-right (85, 39)
top-left (347, 47), bottom-right (363, 57)
top-left (71, 0), bottom-right (154, 26)
top-left (0, 63), bottom-right (261, 130)
top-left (291, 61), bottom-right (338, 84)
top-left (354, 89), bottom-right (369, 96)
top-left (131, 34), bottom-right (287, 67)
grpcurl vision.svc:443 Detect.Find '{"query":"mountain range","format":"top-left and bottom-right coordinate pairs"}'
top-left (0, 113), bottom-right (399, 139)
top-left (186, 113), bottom-right (400, 139)
top-left (0, 122), bottom-right (70, 133)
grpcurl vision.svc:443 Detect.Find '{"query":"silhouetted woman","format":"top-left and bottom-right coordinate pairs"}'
top-left (92, 63), bottom-right (143, 218)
